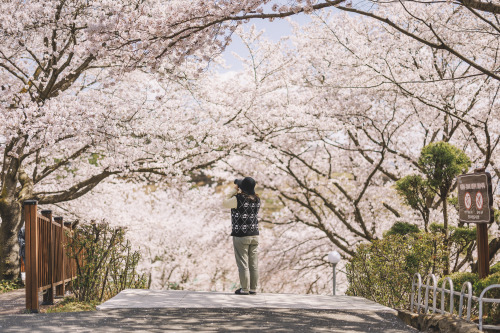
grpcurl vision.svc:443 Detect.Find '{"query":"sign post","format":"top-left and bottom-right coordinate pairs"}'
top-left (457, 169), bottom-right (493, 278)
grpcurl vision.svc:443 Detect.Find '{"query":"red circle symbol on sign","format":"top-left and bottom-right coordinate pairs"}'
top-left (476, 191), bottom-right (483, 210)
top-left (464, 192), bottom-right (472, 210)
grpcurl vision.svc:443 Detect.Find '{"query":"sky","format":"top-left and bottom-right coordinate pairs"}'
top-left (220, 3), bottom-right (342, 72)
top-left (221, 11), bottom-right (313, 72)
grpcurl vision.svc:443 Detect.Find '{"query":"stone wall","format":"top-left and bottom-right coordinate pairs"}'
top-left (397, 309), bottom-right (482, 333)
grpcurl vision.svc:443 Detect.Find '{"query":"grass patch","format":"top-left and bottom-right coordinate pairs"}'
top-left (0, 279), bottom-right (23, 293)
top-left (42, 297), bottom-right (98, 313)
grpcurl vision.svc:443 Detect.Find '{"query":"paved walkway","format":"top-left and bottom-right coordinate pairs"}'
top-left (0, 308), bottom-right (417, 332)
top-left (0, 289), bottom-right (66, 315)
top-left (97, 289), bottom-right (397, 312)
top-left (0, 289), bottom-right (418, 332)
top-left (0, 289), bottom-right (27, 314)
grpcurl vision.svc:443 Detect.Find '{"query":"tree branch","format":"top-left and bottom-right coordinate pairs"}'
top-left (336, 5), bottom-right (500, 82)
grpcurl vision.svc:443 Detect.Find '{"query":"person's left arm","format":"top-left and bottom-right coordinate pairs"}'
top-left (222, 187), bottom-right (238, 209)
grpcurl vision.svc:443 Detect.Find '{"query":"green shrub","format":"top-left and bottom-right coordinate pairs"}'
top-left (0, 278), bottom-right (23, 293)
top-left (429, 223), bottom-right (445, 233)
top-left (346, 233), bottom-right (447, 309)
top-left (474, 272), bottom-right (500, 324)
top-left (429, 223), bottom-right (477, 242)
top-left (449, 226), bottom-right (476, 245)
top-left (438, 272), bottom-right (479, 290)
top-left (435, 271), bottom-right (500, 324)
top-left (385, 222), bottom-right (420, 237)
top-left (428, 224), bottom-right (476, 271)
top-left (418, 142), bottom-right (471, 193)
top-left (490, 262), bottom-right (500, 275)
top-left (43, 297), bottom-right (98, 313)
top-left (436, 272), bottom-right (479, 315)
top-left (395, 175), bottom-right (432, 228)
top-left (66, 221), bottom-right (149, 303)
top-left (475, 272), bottom-right (500, 296)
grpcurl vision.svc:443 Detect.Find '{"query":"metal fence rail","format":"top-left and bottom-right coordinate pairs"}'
top-left (410, 273), bottom-right (500, 331)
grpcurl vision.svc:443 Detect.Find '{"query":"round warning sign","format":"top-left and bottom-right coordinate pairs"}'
top-left (458, 172), bottom-right (493, 223)
top-left (476, 191), bottom-right (484, 210)
top-left (464, 192), bottom-right (472, 210)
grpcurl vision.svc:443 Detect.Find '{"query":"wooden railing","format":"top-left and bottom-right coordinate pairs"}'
top-left (23, 200), bottom-right (78, 312)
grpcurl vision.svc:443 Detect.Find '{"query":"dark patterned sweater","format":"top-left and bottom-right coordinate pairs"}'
top-left (230, 193), bottom-right (260, 237)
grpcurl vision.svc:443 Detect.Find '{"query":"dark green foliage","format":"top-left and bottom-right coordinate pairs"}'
top-left (474, 272), bottom-right (500, 325)
top-left (431, 223), bottom-right (476, 244)
top-left (395, 175), bottom-right (432, 228)
top-left (345, 233), bottom-right (447, 309)
top-left (437, 272), bottom-right (480, 292)
top-left (494, 209), bottom-right (500, 223)
top-left (394, 142), bottom-right (472, 275)
top-left (449, 226), bottom-right (476, 249)
top-left (395, 175), bottom-right (428, 208)
top-left (429, 223), bottom-right (476, 244)
top-left (475, 272), bottom-right (500, 324)
top-left (429, 223), bottom-right (476, 273)
top-left (418, 142), bottom-right (471, 195)
top-left (474, 272), bottom-right (500, 324)
top-left (429, 223), bottom-right (445, 233)
top-left (0, 278), bottom-right (23, 293)
top-left (436, 272), bottom-right (479, 318)
top-left (449, 227), bottom-right (476, 243)
top-left (385, 222), bottom-right (420, 237)
top-left (491, 262), bottom-right (500, 275)
top-left (418, 142), bottom-right (471, 273)
top-left (474, 272), bottom-right (500, 296)
top-left (435, 271), bottom-right (500, 324)
top-left (66, 221), bottom-right (149, 303)
top-left (449, 222), bottom-right (477, 273)
top-left (448, 196), bottom-right (458, 206)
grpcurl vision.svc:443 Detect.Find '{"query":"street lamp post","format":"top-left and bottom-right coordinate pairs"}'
top-left (327, 251), bottom-right (341, 296)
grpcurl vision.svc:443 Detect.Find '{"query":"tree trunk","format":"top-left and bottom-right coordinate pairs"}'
top-left (0, 199), bottom-right (23, 280)
top-left (442, 194), bottom-right (450, 275)
top-left (0, 137), bottom-right (32, 280)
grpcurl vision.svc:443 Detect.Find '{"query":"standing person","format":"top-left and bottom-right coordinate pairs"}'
top-left (223, 177), bottom-right (260, 295)
top-left (18, 226), bottom-right (25, 270)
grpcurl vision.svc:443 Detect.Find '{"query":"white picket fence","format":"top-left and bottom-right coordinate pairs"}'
top-left (410, 273), bottom-right (500, 331)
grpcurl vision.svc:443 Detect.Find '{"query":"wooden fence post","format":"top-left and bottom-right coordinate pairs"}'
top-left (63, 221), bottom-right (72, 295)
top-left (41, 210), bottom-right (54, 305)
top-left (24, 200), bottom-right (39, 313)
top-left (55, 217), bottom-right (65, 296)
top-left (65, 221), bottom-right (74, 293)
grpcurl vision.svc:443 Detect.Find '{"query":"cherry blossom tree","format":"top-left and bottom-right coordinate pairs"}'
top-left (47, 177), bottom-right (339, 293)
top-left (0, 64), bottom-right (243, 279)
top-left (0, 0), bottom-right (350, 280)
top-left (3, 0), bottom-right (500, 294)
top-left (199, 10), bottom-right (500, 291)
top-left (51, 181), bottom-right (231, 291)
top-left (334, 0), bottom-right (500, 81)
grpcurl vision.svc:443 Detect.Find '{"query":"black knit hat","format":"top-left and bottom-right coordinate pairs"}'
top-left (234, 177), bottom-right (256, 195)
